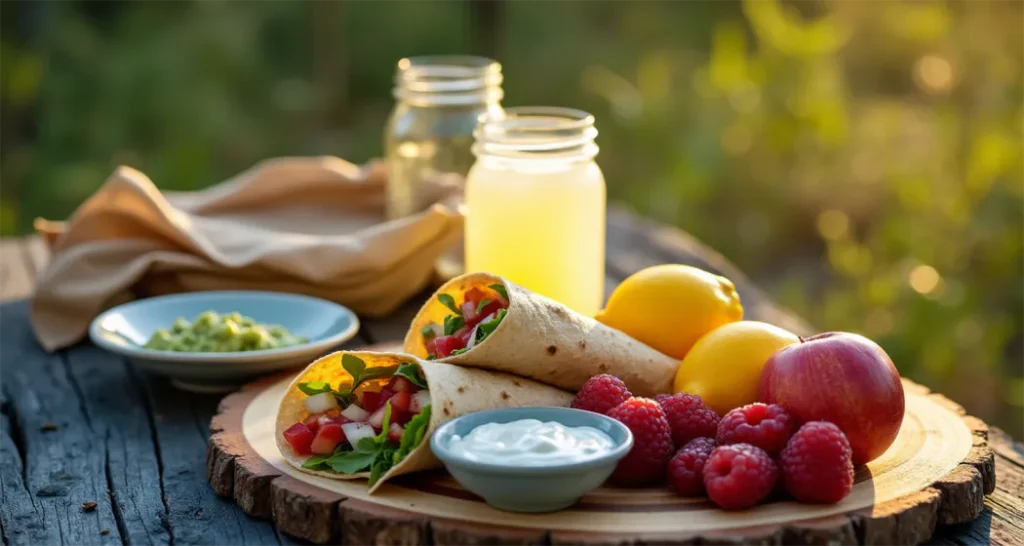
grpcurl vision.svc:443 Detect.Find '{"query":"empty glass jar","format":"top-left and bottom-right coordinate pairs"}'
top-left (384, 56), bottom-right (504, 220)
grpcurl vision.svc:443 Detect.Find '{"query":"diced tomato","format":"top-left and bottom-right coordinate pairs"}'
top-left (388, 390), bottom-right (412, 412)
top-left (462, 298), bottom-right (506, 328)
top-left (464, 287), bottom-right (491, 306)
top-left (391, 410), bottom-right (412, 426)
top-left (283, 423), bottom-right (315, 455)
top-left (425, 337), bottom-right (438, 357)
top-left (360, 391), bottom-right (383, 413)
top-left (433, 334), bottom-right (467, 358)
top-left (310, 422), bottom-right (346, 455)
top-left (379, 386), bottom-right (396, 401)
top-left (461, 301), bottom-right (482, 326)
top-left (455, 326), bottom-right (473, 344)
top-left (390, 377), bottom-right (418, 394)
top-left (477, 299), bottom-right (505, 319)
top-left (387, 423), bottom-right (405, 443)
top-left (303, 414), bottom-right (322, 433)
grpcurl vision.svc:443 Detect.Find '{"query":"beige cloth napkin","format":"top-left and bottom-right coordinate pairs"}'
top-left (30, 156), bottom-right (464, 352)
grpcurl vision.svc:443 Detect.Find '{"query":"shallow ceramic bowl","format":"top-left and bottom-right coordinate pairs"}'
top-left (89, 291), bottom-right (359, 393)
top-left (431, 406), bottom-right (633, 513)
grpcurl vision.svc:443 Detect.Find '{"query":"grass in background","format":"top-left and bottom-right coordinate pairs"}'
top-left (1, 0), bottom-right (1021, 436)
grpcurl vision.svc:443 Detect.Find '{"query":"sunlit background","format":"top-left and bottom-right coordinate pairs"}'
top-left (1, 0), bottom-right (1021, 437)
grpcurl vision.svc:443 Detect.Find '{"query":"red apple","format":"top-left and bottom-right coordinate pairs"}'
top-left (759, 332), bottom-right (904, 465)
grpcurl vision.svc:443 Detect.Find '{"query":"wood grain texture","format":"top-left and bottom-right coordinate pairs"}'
top-left (0, 303), bottom-right (122, 545)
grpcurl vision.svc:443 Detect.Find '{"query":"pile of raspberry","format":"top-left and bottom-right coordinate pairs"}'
top-left (573, 374), bottom-right (856, 510)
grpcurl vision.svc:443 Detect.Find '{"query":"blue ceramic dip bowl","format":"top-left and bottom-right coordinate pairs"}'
top-left (430, 406), bottom-right (633, 513)
top-left (89, 290), bottom-right (359, 392)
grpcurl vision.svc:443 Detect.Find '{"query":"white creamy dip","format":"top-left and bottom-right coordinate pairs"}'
top-left (448, 418), bottom-right (615, 466)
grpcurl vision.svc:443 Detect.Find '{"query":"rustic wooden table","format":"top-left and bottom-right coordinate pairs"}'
top-left (1, 209), bottom-right (1020, 545)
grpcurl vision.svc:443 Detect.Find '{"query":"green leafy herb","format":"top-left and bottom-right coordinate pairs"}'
top-left (475, 308), bottom-right (507, 343)
top-left (335, 354), bottom-right (398, 403)
top-left (298, 355), bottom-right (397, 407)
top-left (327, 451), bottom-right (377, 474)
top-left (449, 347), bottom-right (469, 356)
top-left (301, 454), bottom-right (331, 469)
top-left (475, 299), bottom-right (491, 314)
top-left (438, 293), bottom-right (462, 315)
top-left (356, 436), bottom-right (379, 453)
top-left (420, 324), bottom-right (440, 341)
top-left (296, 381), bottom-right (333, 396)
top-left (341, 353), bottom-right (366, 378)
top-left (443, 314), bottom-right (465, 336)
top-left (394, 362), bottom-right (428, 388)
top-left (489, 283), bottom-right (508, 301)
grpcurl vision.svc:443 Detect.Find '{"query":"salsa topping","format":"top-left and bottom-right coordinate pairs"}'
top-left (281, 355), bottom-right (432, 485)
top-left (424, 285), bottom-right (509, 358)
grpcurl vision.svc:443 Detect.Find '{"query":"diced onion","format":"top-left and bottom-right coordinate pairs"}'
top-left (341, 422), bottom-right (376, 445)
top-left (368, 406), bottom-right (388, 429)
top-left (411, 390), bottom-right (432, 413)
top-left (304, 392), bottom-right (338, 413)
top-left (466, 324), bottom-right (481, 350)
top-left (341, 404), bottom-right (370, 422)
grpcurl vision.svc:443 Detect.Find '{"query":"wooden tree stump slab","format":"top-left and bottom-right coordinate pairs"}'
top-left (208, 346), bottom-right (994, 545)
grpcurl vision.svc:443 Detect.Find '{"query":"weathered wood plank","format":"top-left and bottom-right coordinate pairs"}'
top-left (0, 240), bottom-right (34, 302)
top-left (62, 344), bottom-right (172, 546)
top-left (139, 372), bottom-right (282, 545)
top-left (1, 399), bottom-right (60, 545)
top-left (0, 301), bottom-right (122, 545)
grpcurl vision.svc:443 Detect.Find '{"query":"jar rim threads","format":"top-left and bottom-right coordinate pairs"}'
top-left (473, 106), bottom-right (599, 162)
top-left (394, 55), bottom-right (504, 106)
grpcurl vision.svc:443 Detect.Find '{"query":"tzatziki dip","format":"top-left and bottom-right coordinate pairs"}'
top-left (448, 418), bottom-right (615, 466)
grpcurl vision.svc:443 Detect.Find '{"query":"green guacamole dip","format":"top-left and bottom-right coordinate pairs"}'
top-left (143, 310), bottom-right (308, 352)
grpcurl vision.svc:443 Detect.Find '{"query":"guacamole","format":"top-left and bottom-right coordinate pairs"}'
top-left (144, 310), bottom-right (308, 352)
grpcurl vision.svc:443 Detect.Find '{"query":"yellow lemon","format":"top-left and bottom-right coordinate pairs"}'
top-left (674, 321), bottom-right (799, 415)
top-left (596, 264), bottom-right (743, 359)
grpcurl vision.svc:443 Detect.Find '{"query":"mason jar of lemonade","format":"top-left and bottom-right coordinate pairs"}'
top-left (465, 107), bottom-right (606, 317)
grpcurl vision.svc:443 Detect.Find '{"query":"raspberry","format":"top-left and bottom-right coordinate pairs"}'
top-left (667, 437), bottom-right (716, 496)
top-left (779, 421), bottom-right (854, 504)
top-left (606, 397), bottom-right (674, 486)
top-left (572, 374), bottom-right (632, 415)
top-left (657, 393), bottom-right (720, 447)
top-left (716, 403), bottom-right (795, 455)
top-left (703, 443), bottom-right (778, 510)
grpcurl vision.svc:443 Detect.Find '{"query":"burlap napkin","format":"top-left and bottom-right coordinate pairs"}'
top-left (30, 156), bottom-right (464, 352)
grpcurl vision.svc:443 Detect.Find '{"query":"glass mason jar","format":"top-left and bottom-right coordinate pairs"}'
top-left (384, 56), bottom-right (504, 220)
top-left (465, 107), bottom-right (606, 317)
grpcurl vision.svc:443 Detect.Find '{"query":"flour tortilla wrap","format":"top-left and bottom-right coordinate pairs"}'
top-left (403, 272), bottom-right (679, 397)
top-left (275, 350), bottom-right (573, 493)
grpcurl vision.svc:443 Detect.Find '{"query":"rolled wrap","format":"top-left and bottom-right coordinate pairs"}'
top-left (275, 350), bottom-right (573, 493)
top-left (403, 272), bottom-right (679, 397)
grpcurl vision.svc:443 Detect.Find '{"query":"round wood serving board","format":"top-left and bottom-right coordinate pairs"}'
top-left (207, 345), bottom-right (995, 545)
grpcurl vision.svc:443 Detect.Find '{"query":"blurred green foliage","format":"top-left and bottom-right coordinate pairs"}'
top-left (1, 0), bottom-right (1021, 436)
